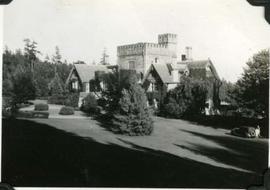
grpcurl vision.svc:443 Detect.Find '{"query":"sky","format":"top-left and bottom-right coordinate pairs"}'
top-left (3, 0), bottom-right (270, 82)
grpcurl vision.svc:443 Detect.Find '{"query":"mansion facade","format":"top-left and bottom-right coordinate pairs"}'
top-left (66, 33), bottom-right (221, 113)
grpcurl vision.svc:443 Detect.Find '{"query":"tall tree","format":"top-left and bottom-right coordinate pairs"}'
top-left (112, 75), bottom-right (154, 136)
top-left (52, 46), bottom-right (62, 65)
top-left (230, 49), bottom-right (269, 118)
top-left (100, 48), bottom-right (109, 65)
top-left (23, 39), bottom-right (40, 73)
top-left (219, 79), bottom-right (236, 105)
top-left (11, 67), bottom-right (36, 108)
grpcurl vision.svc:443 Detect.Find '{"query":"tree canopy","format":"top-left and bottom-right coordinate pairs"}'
top-left (230, 49), bottom-right (269, 118)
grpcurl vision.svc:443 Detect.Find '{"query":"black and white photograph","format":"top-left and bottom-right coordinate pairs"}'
top-left (1, 0), bottom-right (269, 188)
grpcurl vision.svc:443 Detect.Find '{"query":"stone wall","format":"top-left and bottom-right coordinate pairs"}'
top-left (117, 36), bottom-right (178, 75)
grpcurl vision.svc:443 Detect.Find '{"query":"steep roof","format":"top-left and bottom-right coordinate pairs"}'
top-left (178, 59), bottom-right (220, 80)
top-left (73, 64), bottom-right (108, 83)
top-left (143, 64), bottom-right (175, 84)
top-left (172, 63), bottom-right (188, 71)
top-left (154, 64), bottom-right (174, 83)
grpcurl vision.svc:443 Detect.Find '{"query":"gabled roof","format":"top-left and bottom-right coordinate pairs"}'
top-left (172, 63), bottom-right (188, 71)
top-left (143, 64), bottom-right (175, 84)
top-left (177, 59), bottom-right (220, 80)
top-left (67, 64), bottom-right (109, 84)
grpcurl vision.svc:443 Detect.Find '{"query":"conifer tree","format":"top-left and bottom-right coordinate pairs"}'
top-left (112, 79), bottom-right (154, 136)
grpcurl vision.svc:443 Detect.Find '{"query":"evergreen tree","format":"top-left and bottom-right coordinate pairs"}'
top-left (11, 67), bottom-right (36, 107)
top-left (48, 72), bottom-right (65, 95)
top-left (52, 46), bottom-right (62, 65)
top-left (112, 78), bottom-right (154, 136)
top-left (100, 48), bottom-right (109, 65)
top-left (23, 38), bottom-right (40, 72)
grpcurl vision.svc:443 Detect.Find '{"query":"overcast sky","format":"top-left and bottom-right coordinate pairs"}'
top-left (3, 0), bottom-right (270, 82)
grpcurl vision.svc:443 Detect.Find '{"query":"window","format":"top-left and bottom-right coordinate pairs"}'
top-left (129, 61), bottom-right (136, 70)
top-left (155, 57), bottom-right (158, 63)
top-left (72, 81), bottom-right (78, 89)
top-left (85, 83), bottom-right (90, 93)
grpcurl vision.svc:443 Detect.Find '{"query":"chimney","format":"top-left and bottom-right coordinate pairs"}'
top-left (181, 54), bottom-right (187, 61)
top-left (185, 46), bottom-right (192, 61)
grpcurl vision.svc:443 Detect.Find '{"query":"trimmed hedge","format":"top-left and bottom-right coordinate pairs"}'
top-left (59, 106), bottom-right (74, 115)
top-left (34, 103), bottom-right (49, 111)
top-left (16, 111), bottom-right (49, 119)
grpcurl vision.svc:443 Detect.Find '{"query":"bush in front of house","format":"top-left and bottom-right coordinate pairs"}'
top-left (112, 82), bottom-right (154, 136)
top-left (48, 94), bottom-right (67, 105)
top-left (81, 93), bottom-right (99, 114)
top-left (64, 93), bottom-right (79, 108)
top-left (161, 97), bottom-right (183, 118)
top-left (34, 103), bottom-right (49, 111)
top-left (59, 106), bottom-right (74, 115)
top-left (161, 76), bottom-right (208, 118)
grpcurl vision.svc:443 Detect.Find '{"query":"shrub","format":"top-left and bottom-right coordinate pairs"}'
top-left (161, 76), bottom-right (208, 118)
top-left (112, 83), bottom-right (154, 136)
top-left (2, 97), bottom-right (12, 117)
top-left (48, 94), bottom-right (66, 105)
top-left (34, 103), bottom-right (49, 111)
top-left (81, 94), bottom-right (98, 114)
top-left (65, 93), bottom-right (79, 107)
top-left (16, 110), bottom-right (49, 118)
top-left (59, 106), bottom-right (74, 115)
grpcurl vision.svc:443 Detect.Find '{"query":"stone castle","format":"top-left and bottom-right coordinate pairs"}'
top-left (117, 33), bottom-right (178, 75)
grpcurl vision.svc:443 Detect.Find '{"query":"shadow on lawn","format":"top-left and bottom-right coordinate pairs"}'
top-left (1, 118), bottom-right (265, 188)
top-left (182, 115), bottom-right (269, 138)
top-left (177, 129), bottom-right (268, 175)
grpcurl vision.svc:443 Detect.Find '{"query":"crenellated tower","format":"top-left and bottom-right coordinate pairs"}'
top-left (158, 33), bottom-right (177, 54)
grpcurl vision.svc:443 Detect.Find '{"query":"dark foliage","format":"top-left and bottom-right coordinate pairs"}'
top-left (219, 79), bottom-right (236, 105)
top-left (64, 93), bottom-right (79, 108)
top-left (230, 50), bottom-right (269, 118)
top-left (11, 69), bottom-right (36, 107)
top-left (34, 103), bottom-right (49, 111)
top-left (161, 76), bottom-right (208, 118)
top-left (3, 45), bottom-right (72, 99)
top-left (48, 94), bottom-right (66, 105)
top-left (112, 78), bottom-right (154, 136)
top-left (81, 94), bottom-right (99, 114)
top-left (59, 106), bottom-right (74, 115)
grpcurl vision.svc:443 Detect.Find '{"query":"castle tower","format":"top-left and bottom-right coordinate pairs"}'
top-left (158, 33), bottom-right (177, 53)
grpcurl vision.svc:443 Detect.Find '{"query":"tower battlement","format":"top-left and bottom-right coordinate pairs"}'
top-left (158, 33), bottom-right (177, 45)
top-left (117, 33), bottom-right (178, 73)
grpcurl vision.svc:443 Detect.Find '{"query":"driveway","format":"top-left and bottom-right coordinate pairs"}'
top-left (20, 100), bottom-right (88, 119)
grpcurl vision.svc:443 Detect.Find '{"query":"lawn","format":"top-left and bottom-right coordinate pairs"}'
top-left (2, 116), bottom-right (268, 188)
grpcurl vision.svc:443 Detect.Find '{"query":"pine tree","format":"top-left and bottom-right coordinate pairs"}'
top-left (100, 48), bottom-right (109, 65)
top-left (23, 39), bottom-right (40, 73)
top-left (112, 82), bottom-right (154, 136)
top-left (48, 72), bottom-right (64, 95)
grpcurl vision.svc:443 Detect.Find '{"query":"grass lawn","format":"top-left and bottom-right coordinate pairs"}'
top-left (2, 116), bottom-right (268, 188)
